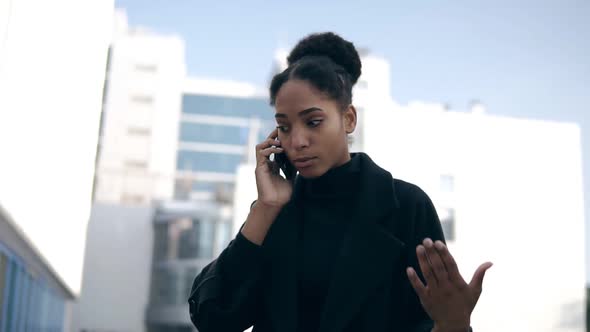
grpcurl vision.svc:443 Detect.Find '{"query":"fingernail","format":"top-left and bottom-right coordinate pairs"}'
top-left (423, 238), bottom-right (433, 247)
top-left (435, 241), bottom-right (445, 250)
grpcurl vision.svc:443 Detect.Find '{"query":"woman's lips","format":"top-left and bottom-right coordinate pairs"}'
top-left (293, 157), bottom-right (316, 169)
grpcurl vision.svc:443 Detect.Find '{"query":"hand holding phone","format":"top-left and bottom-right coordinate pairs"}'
top-left (274, 148), bottom-right (296, 182)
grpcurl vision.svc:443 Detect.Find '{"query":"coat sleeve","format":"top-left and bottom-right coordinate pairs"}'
top-left (402, 186), bottom-right (473, 332)
top-left (402, 186), bottom-right (444, 332)
top-left (187, 227), bottom-right (266, 332)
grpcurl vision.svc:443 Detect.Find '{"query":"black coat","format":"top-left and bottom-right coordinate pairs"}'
top-left (189, 153), bottom-right (447, 332)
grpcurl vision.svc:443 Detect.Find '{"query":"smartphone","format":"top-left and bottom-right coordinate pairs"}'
top-left (274, 151), bottom-right (296, 182)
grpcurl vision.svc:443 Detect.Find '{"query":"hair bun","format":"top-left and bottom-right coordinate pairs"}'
top-left (287, 32), bottom-right (362, 85)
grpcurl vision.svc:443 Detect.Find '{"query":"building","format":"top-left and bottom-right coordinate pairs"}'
top-left (0, 0), bottom-right (113, 330)
top-left (175, 78), bottom-right (275, 202)
top-left (363, 102), bottom-right (585, 332)
top-left (146, 201), bottom-right (233, 332)
top-left (69, 203), bottom-right (154, 332)
top-left (0, 206), bottom-right (73, 331)
top-left (93, 9), bottom-right (186, 205)
top-left (94, 10), bottom-right (277, 207)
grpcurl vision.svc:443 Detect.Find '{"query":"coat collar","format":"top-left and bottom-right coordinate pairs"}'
top-left (262, 153), bottom-right (405, 332)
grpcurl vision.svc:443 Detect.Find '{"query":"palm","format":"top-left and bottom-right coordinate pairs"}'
top-left (406, 238), bottom-right (492, 331)
top-left (255, 161), bottom-right (292, 207)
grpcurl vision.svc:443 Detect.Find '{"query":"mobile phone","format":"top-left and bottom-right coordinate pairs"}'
top-left (274, 151), bottom-right (296, 182)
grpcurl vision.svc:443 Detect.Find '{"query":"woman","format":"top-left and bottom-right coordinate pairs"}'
top-left (188, 32), bottom-right (492, 332)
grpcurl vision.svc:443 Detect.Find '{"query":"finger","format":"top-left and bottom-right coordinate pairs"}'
top-left (258, 146), bottom-right (284, 160)
top-left (255, 140), bottom-right (283, 166)
top-left (469, 262), bottom-right (493, 296)
top-left (423, 238), bottom-right (448, 285)
top-left (434, 240), bottom-right (466, 287)
top-left (406, 267), bottom-right (427, 300)
top-left (255, 138), bottom-right (281, 151)
top-left (416, 244), bottom-right (437, 286)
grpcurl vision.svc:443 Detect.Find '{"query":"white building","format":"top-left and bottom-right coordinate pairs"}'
top-left (70, 203), bottom-right (154, 332)
top-left (93, 9), bottom-right (186, 205)
top-left (363, 102), bottom-right (585, 332)
top-left (0, 0), bottom-right (113, 329)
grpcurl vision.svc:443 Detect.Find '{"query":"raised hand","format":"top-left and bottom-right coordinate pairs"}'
top-left (406, 238), bottom-right (492, 332)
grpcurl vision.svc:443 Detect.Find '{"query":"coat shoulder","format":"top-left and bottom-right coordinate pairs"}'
top-left (391, 178), bottom-right (432, 208)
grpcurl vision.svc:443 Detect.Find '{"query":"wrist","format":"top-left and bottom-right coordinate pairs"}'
top-left (241, 202), bottom-right (283, 245)
top-left (254, 198), bottom-right (287, 211)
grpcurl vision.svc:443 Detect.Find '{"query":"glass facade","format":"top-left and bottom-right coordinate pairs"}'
top-left (0, 243), bottom-right (66, 332)
top-left (175, 93), bottom-right (276, 199)
top-left (176, 151), bottom-right (244, 173)
top-left (179, 122), bottom-right (250, 146)
top-left (182, 94), bottom-right (272, 119)
top-left (149, 208), bottom-right (232, 308)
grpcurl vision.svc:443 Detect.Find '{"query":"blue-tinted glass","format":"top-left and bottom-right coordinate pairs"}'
top-left (6, 262), bottom-right (18, 332)
top-left (176, 151), bottom-right (243, 173)
top-left (192, 181), bottom-right (234, 192)
top-left (16, 272), bottom-right (29, 332)
top-left (179, 122), bottom-right (249, 145)
top-left (182, 94), bottom-right (274, 120)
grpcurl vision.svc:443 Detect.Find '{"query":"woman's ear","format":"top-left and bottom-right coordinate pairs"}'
top-left (343, 105), bottom-right (357, 134)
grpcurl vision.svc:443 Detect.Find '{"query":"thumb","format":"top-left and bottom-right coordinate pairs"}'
top-left (469, 262), bottom-right (493, 295)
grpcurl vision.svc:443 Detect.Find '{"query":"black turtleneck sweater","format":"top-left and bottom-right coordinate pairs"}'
top-left (296, 153), bottom-right (361, 332)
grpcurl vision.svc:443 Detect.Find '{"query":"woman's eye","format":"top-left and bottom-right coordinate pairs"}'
top-left (308, 119), bottom-right (322, 127)
top-left (277, 125), bottom-right (289, 133)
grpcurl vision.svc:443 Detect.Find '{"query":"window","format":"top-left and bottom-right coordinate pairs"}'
top-left (0, 253), bottom-right (6, 322)
top-left (125, 160), bottom-right (148, 169)
top-left (440, 174), bottom-right (455, 193)
top-left (153, 218), bottom-right (216, 261)
top-left (151, 266), bottom-right (181, 305)
top-left (179, 122), bottom-right (249, 145)
top-left (135, 63), bottom-right (158, 73)
top-left (121, 193), bottom-right (145, 204)
top-left (215, 222), bottom-right (232, 255)
top-left (130, 95), bottom-right (154, 105)
top-left (182, 94), bottom-right (273, 120)
top-left (356, 79), bottom-right (368, 89)
top-left (128, 127), bottom-right (151, 136)
top-left (439, 208), bottom-right (455, 241)
top-left (4, 261), bottom-right (17, 331)
top-left (176, 151), bottom-right (243, 173)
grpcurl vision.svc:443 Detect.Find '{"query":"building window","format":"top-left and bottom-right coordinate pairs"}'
top-left (356, 79), bottom-right (368, 89)
top-left (182, 94), bottom-right (273, 119)
top-left (439, 207), bottom-right (455, 241)
top-left (135, 63), bottom-right (158, 73)
top-left (179, 122), bottom-right (249, 146)
top-left (0, 253), bottom-right (6, 322)
top-left (440, 174), bottom-right (455, 192)
top-left (176, 151), bottom-right (243, 173)
top-left (130, 95), bottom-right (154, 105)
top-left (124, 160), bottom-right (148, 169)
top-left (127, 127), bottom-right (151, 136)
top-left (121, 194), bottom-right (145, 204)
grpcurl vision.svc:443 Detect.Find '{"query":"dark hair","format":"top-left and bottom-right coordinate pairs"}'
top-left (269, 32), bottom-right (362, 109)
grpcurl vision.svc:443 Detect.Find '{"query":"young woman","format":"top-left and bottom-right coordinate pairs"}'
top-left (188, 32), bottom-right (492, 332)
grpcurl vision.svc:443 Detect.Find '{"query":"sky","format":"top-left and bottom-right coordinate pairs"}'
top-left (115, 0), bottom-right (590, 279)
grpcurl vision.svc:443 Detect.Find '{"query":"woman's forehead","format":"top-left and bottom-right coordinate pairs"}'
top-left (275, 81), bottom-right (337, 115)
